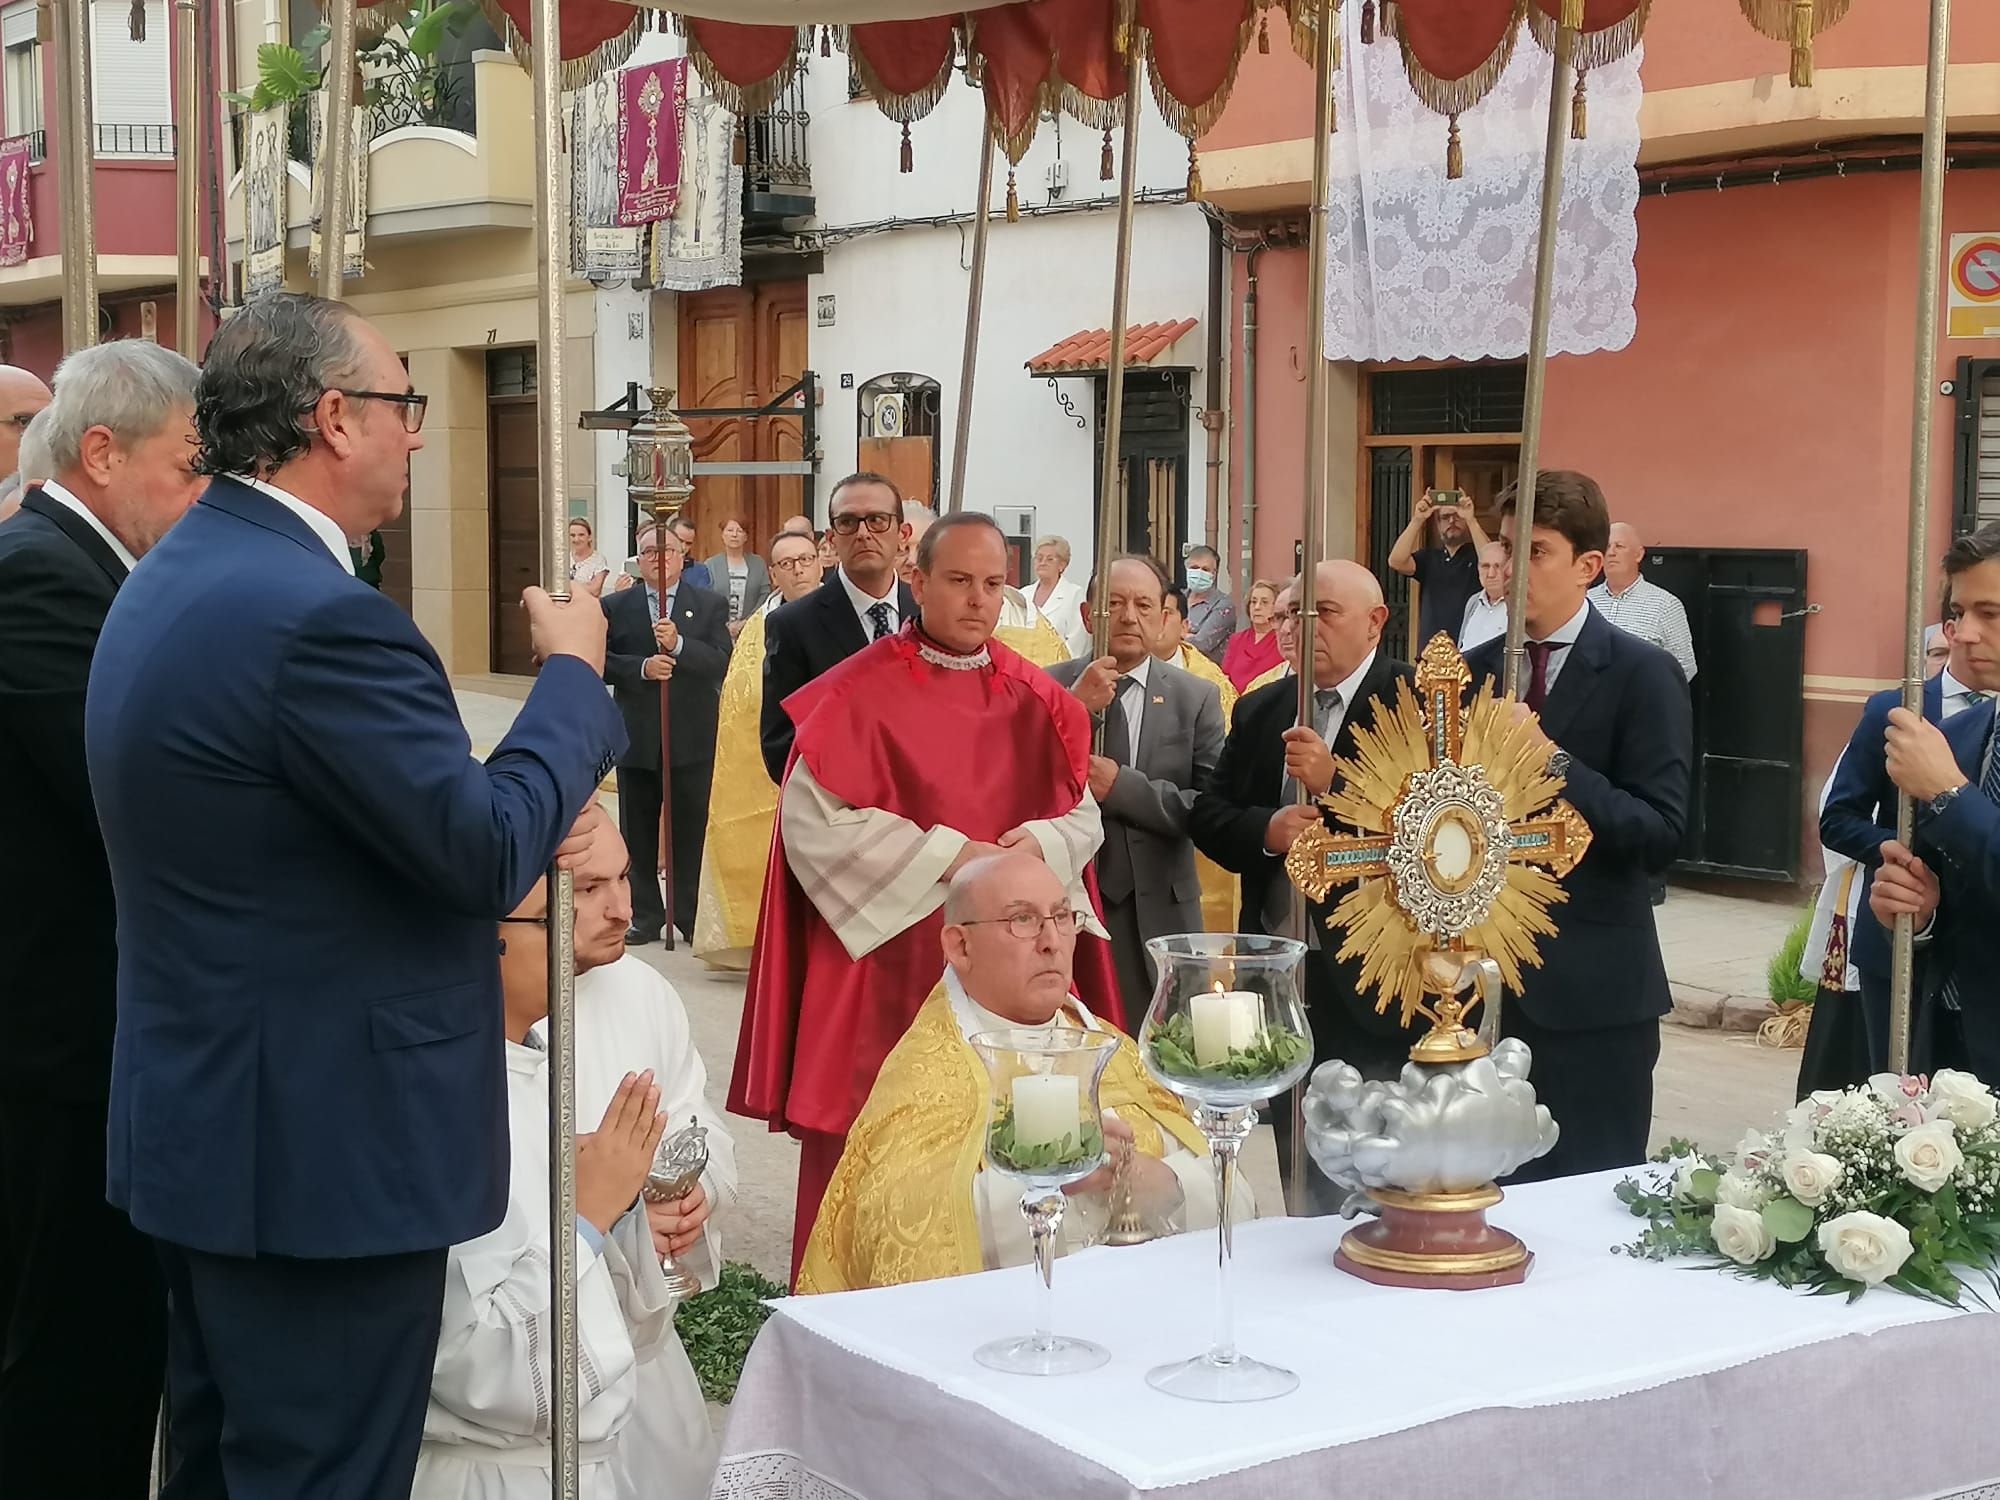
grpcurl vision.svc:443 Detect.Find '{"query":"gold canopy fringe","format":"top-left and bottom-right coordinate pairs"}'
top-left (1737, 0), bottom-right (1851, 87)
top-left (1139, 7), bottom-right (1270, 146)
top-left (1059, 80), bottom-right (1125, 135)
top-left (1393, 0), bottom-right (1522, 123)
top-left (846, 32), bottom-right (954, 126)
top-left (677, 19), bottom-right (808, 117)
top-left (1378, 0), bottom-right (1399, 40)
top-left (481, 0), bottom-right (645, 92)
top-left (1524, 0), bottom-right (1651, 69)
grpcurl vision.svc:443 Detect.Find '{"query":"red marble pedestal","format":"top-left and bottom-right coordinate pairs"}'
top-left (1334, 1184), bottom-right (1533, 1290)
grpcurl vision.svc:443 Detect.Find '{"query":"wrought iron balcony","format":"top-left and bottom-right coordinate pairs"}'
top-left (742, 56), bottom-right (812, 223)
top-left (364, 55), bottom-right (478, 139)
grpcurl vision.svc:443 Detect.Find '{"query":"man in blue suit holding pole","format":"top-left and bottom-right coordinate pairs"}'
top-left (86, 293), bottom-right (625, 1500)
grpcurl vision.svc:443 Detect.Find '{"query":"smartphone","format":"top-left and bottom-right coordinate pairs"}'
top-left (1432, 489), bottom-right (1465, 510)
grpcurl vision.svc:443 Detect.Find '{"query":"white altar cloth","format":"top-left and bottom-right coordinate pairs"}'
top-left (714, 1170), bottom-right (2000, 1499)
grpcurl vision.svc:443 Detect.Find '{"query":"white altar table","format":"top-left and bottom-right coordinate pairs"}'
top-left (712, 1170), bottom-right (2000, 1499)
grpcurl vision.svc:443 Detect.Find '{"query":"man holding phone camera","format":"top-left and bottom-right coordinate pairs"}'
top-left (1388, 488), bottom-right (1491, 651)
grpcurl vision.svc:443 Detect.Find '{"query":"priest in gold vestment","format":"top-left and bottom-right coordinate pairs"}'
top-left (797, 852), bottom-right (1248, 1294)
top-left (1156, 580), bottom-right (1239, 935)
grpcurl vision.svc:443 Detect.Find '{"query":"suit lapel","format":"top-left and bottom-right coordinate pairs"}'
top-left (823, 581), bottom-right (868, 656)
top-left (20, 488), bottom-right (128, 589)
top-left (1536, 610), bottom-right (1609, 746)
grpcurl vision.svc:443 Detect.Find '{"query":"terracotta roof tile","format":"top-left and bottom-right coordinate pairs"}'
top-left (1025, 318), bottom-right (1200, 375)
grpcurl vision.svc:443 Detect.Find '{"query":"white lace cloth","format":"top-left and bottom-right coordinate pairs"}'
top-left (712, 1169), bottom-right (2000, 1498)
top-left (1323, 9), bottom-right (1640, 362)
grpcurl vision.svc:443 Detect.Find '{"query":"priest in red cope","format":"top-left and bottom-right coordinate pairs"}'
top-left (731, 511), bottom-right (1121, 1278)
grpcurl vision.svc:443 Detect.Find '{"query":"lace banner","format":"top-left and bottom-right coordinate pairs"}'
top-left (571, 74), bottom-right (643, 281)
top-left (0, 134), bottom-right (32, 269)
top-left (306, 94), bottom-right (369, 284)
top-left (648, 94), bottom-right (742, 293)
top-left (242, 107), bottom-right (288, 296)
top-left (1324, 12), bottom-right (1640, 363)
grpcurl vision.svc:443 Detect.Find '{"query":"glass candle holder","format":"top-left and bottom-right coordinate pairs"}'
top-left (1139, 933), bottom-right (1311, 1403)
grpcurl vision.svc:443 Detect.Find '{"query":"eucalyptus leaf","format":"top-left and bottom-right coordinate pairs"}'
top-left (1761, 1196), bottom-right (1813, 1244)
top-left (1687, 1168), bottom-right (1720, 1205)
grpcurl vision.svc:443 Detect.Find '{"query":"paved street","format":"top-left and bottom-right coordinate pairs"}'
top-left (459, 687), bottom-right (1811, 1286)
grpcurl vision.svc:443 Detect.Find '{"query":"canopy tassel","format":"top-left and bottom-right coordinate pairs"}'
top-left (1360, 0), bottom-right (1374, 45)
top-left (1186, 141), bottom-right (1202, 202)
top-left (1257, 10), bottom-right (1270, 53)
top-left (129, 0), bottom-right (144, 41)
top-left (1101, 126), bottom-right (1114, 182)
top-left (899, 120), bottom-right (913, 174)
top-left (1445, 114), bottom-right (1463, 180)
top-left (820, 24), bottom-right (831, 57)
top-left (1006, 166), bottom-right (1019, 221)
top-left (1571, 67), bottom-right (1588, 139)
top-left (1789, 0), bottom-right (1815, 86)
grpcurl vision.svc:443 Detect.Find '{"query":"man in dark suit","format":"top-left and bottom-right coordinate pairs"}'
top-left (0, 340), bottom-right (202, 1498)
top-left (1191, 559), bottom-right (1417, 1209)
top-left (760, 471), bottom-right (914, 782)
top-left (1462, 471), bottom-right (1692, 1182)
top-left (1048, 555), bottom-right (1226, 1016)
top-left (604, 519), bottom-right (733, 945)
top-left (85, 293), bottom-right (623, 1500)
top-left (1865, 525), bottom-right (2000, 1077)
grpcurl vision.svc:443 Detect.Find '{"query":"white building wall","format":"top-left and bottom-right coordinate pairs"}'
top-left (798, 52), bottom-right (1217, 586)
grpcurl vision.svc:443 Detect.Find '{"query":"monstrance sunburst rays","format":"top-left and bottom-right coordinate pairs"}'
top-left (1285, 634), bottom-right (1593, 1031)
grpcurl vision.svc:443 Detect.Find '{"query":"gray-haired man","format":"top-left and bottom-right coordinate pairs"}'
top-left (0, 339), bottom-right (201, 1497)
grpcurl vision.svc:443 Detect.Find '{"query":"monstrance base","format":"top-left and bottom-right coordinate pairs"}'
top-left (973, 1333), bottom-right (1110, 1378)
top-left (1146, 1351), bottom-right (1299, 1404)
top-left (1334, 1183), bottom-right (1532, 1290)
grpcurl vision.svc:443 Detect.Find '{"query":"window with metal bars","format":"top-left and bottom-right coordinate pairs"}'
top-left (1955, 358), bottom-right (2000, 536)
top-left (1368, 364), bottom-right (1526, 436)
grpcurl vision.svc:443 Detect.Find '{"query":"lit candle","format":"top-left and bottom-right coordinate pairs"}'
top-left (1190, 988), bottom-right (1262, 1066)
top-left (1010, 1073), bottom-right (1080, 1148)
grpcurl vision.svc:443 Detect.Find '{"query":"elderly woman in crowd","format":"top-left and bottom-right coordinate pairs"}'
top-left (702, 516), bottom-right (771, 636)
top-left (1029, 534), bottom-right (1090, 658)
top-left (1221, 577), bottom-right (1283, 691)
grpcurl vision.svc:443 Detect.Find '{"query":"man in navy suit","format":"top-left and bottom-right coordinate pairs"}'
top-left (760, 472), bottom-right (915, 782)
top-left (1463, 471), bottom-right (1692, 1181)
top-left (85, 293), bottom-right (625, 1500)
top-left (0, 340), bottom-right (202, 1498)
top-left (1866, 526), bottom-right (2000, 1077)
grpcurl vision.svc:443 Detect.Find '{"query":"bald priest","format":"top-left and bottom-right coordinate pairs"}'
top-left (798, 853), bottom-right (1250, 1294)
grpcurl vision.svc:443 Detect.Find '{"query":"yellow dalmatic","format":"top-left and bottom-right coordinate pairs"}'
top-left (1244, 661), bottom-right (1291, 696)
top-left (691, 607), bottom-right (778, 970)
top-left (1169, 645), bottom-right (1240, 933)
top-left (996, 608), bottom-right (1072, 667)
top-left (796, 983), bottom-right (1210, 1295)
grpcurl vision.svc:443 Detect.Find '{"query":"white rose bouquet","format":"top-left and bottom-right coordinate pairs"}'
top-left (1613, 1071), bottom-right (2000, 1303)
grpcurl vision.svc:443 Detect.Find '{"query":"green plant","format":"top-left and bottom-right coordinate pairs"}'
top-left (986, 1111), bottom-right (1104, 1175)
top-left (221, 31), bottom-right (329, 112)
top-left (1147, 1013), bottom-right (1311, 1082)
top-left (1767, 908), bottom-right (1818, 1008)
top-left (674, 1261), bottom-right (785, 1405)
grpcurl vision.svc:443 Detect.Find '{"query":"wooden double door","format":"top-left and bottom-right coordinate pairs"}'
top-left (675, 281), bottom-right (809, 558)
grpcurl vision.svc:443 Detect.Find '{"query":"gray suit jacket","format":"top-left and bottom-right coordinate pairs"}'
top-left (1047, 655), bottom-right (1225, 936)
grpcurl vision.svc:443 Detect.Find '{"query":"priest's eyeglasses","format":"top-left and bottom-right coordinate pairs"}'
top-left (958, 908), bottom-right (1087, 940)
top-left (335, 389), bottom-right (430, 433)
top-left (829, 511), bottom-right (898, 536)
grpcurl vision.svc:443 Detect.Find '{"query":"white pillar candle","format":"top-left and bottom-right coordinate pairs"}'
top-left (1010, 1073), bottom-right (1080, 1148)
top-left (1190, 989), bottom-right (1263, 1066)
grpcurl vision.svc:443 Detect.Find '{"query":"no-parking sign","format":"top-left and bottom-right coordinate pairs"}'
top-left (1948, 234), bottom-right (2000, 339)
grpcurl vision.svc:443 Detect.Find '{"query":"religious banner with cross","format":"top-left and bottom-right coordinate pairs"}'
top-left (1285, 634), bottom-right (1592, 1031)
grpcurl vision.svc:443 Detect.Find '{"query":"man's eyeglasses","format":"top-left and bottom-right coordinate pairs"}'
top-left (958, 909), bottom-right (1086, 940)
top-left (3, 411), bottom-right (37, 429)
top-left (334, 389), bottom-right (429, 433)
top-left (772, 556), bottom-right (817, 572)
top-left (1274, 603), bottom-right (1340, 626)
top-left (829, 511), bottom-right (898, 536)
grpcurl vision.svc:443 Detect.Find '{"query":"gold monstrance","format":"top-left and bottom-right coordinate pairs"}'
top-left (1287, 634), bottom-right (1592, 1288)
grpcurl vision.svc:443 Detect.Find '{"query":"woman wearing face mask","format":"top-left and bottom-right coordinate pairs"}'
top-left (701, 516), bottom-right (771, 637)
top-left (1220, 578), bottom-right (1283, 691)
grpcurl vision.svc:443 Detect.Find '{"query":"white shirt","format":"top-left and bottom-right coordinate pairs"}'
top-left (1459, 589), bottom-right (1508, 652)
top-left (241, 475), bottom-right (357, 575)
top-left (1110, 653), bottom-right (1152, 754)
top-left (1940, 667), bottom-right (1987, 721)
top-left (1530, 599), bottom-right (1591, 699)
top-left (838, 566), bottom-right (899, 641)
top-left (1586, 573), bottom-right (1696, 681)
top-left (1318, 646), bottom-right (1380, 746)
top-left (39, 478), bottom-right (137, 569)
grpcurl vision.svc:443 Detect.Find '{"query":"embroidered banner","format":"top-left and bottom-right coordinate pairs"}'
top-left (0, 135), bottom-right (32, 268)
top-left (242, 106), bottom-right (288, 295)
top-left (616, 57), bottom-right (687, 227)
top-left (571, 72), bottom-right (642, 280)
top-left (306, 92), bottom-right (368, 282)
top-left (648, 94), bottom-right (741, 293)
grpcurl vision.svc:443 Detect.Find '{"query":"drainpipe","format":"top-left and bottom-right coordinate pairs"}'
top-left (1202, 213), bottom-right (1224, 579)
top-left (1239, 241), bottom-right (1263, 592)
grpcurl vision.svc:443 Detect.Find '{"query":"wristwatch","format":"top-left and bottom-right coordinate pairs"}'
top-left (1546, 749), bottom-right (1572, 779)
top-left (1928, 784), bottom-right (1965, 818)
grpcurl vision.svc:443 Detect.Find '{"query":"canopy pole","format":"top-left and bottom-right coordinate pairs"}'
top-left (1889, 0), bottom-right (1954, 1077)
top-left (1285, 0), bottom-right (1335, 1213)
top-left (946, 134), bottom-right (996, 513)
top-left (526, 0), bottom-right (580, 1488)
top-left (174, 0), bottom-right (203, 354)
top-left (54, 0), bottom-right (97, 351)
top-left (315, 0), bottom-right (356, 301)
top-left (1500, 22), bottom-right (1575, 700)
top-left (1088, 8), bottom-right (1144, 662)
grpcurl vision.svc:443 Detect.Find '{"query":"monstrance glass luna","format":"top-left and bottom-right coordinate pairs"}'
top-left (1140, 933), bottom-right (1311, 1402)
top-left (969, 1026), bottom-right (1120, 1377)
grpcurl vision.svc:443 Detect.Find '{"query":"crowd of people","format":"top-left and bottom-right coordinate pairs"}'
top-left (1, 285), bottom-right (1987, 1500)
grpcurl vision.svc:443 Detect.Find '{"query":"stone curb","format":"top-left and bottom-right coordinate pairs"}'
top-left (1668, 984), bottom-right (1774, 1034)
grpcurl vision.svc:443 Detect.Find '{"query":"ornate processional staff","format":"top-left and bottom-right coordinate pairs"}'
top-left (53, 0), bottom-right (97, 351)
top-left (174, 0), bottom-right (203, 357)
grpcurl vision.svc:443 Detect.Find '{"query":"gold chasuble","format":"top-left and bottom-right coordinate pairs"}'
top-left (1244, 661), bottom-right (1290, 696)
top-left (797, 982), bottom-right (1210, 1295)
top-left (1170, 644), bottom-right (1240, 934)
top-left (692, 607), bottom-right (776, 970)
top-left (996, 611), bottom-right (1072, 667)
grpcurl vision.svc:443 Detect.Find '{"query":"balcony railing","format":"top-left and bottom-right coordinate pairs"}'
top-left (365, 56), bottom-right (477, 140)
top-left (20, 129), bottom-right (42, 162)
top-left (97, 122), bottom-right (174, 156)
top-left (743, 59), bottom-right (810, 199)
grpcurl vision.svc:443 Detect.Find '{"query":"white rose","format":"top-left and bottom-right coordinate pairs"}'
top-left (1893, 1120), bottom-right (1964, 1193)
top-left (1817, 1210), bottom-right (1915, 1285)
top-left (1710, 1202), bottom-right (1775, 1266)
top-left (1928, 1070), bottom-right (1999, 1132)
top-left (1716, 1171), bottom-right (1773, 1211)
top-left (1779, 1151), bottom-right (1843, 1209)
